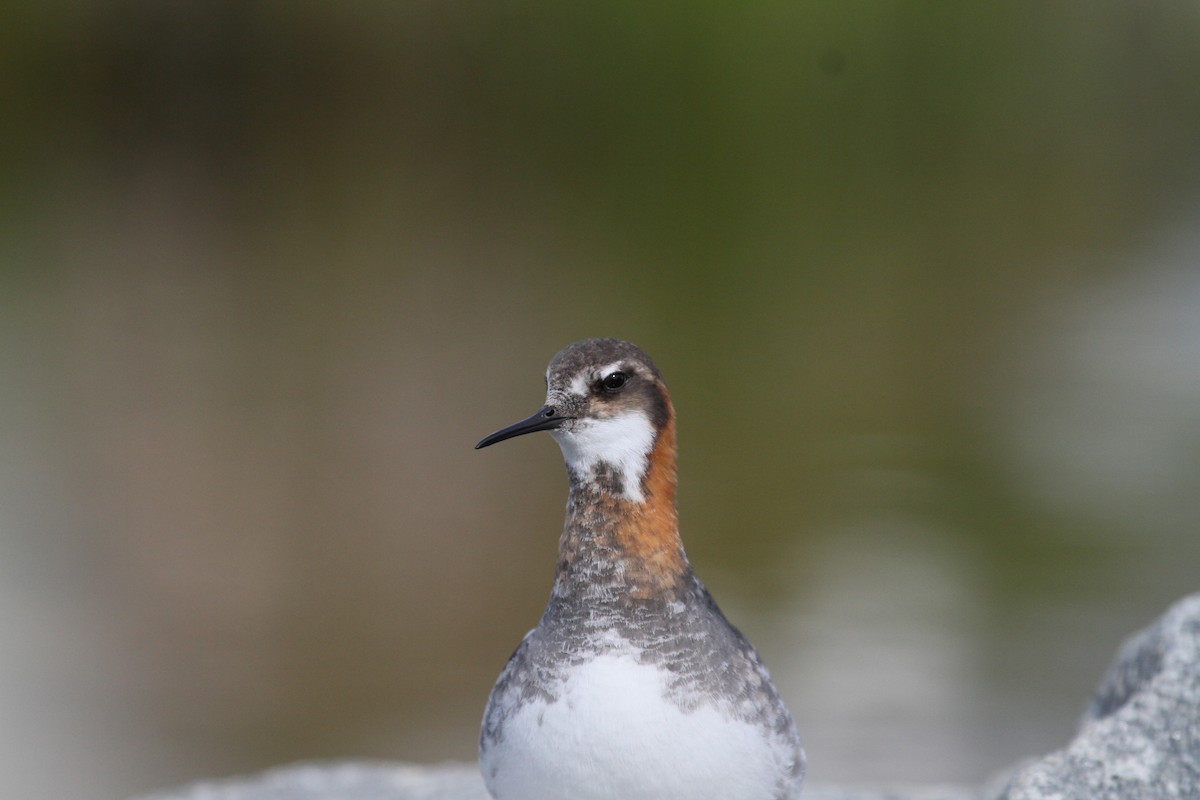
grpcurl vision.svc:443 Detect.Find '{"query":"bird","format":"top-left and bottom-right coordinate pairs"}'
top-left (474, 338), bottom-right (805, 800)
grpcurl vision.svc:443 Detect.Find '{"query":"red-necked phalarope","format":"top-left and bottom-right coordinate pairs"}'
top-left (475, 338), bottom-right (804, 800)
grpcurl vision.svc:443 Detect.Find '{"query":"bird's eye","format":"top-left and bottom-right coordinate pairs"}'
top-left (601, 372), bottom-right (628, 391)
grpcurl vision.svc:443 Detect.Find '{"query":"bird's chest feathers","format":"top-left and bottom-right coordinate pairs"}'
top-left (484, 653), bottom-right (779, 800)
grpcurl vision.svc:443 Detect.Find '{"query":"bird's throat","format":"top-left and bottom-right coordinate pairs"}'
top-left (554, 418), bottom-right (689, 600)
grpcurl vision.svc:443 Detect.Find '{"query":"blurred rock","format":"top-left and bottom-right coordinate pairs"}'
top-left (130, 761), bottom-right (978, 800)
top-left (992, 593), bottom-right (1200, 800)
top-left (133, 594), bottom-right (1200, 800)
top-left (131, 762), bottom-right (488, 800)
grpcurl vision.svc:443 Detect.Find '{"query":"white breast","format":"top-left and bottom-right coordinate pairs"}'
top-left (481, 653), bottom-right (795, 800)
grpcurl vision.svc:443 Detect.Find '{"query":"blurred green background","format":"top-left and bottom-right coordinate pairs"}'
top-left (3, 3), bottom-right (1200, 798)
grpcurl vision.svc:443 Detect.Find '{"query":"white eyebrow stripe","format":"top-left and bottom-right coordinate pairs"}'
top-left (597, 361), bottom-right (626, 378)
top-left (568, 360), bottom-right (629, 397)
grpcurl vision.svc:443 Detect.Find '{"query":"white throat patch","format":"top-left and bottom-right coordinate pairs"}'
top-left (551, 411), bottom-right (656, 502)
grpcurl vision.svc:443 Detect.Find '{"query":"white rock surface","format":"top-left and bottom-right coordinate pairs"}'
top-left (132, 761), bottom-right (977, 800)
top-left (132, 761), bottom-right (490, 800)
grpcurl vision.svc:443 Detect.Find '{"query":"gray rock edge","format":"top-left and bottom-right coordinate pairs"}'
top-left (133, 593), bottom-right (1200, 800)
top-left (989, 592), bottom-right (1200, 800)
top-left (131, 761), bottom-right (981, 800)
